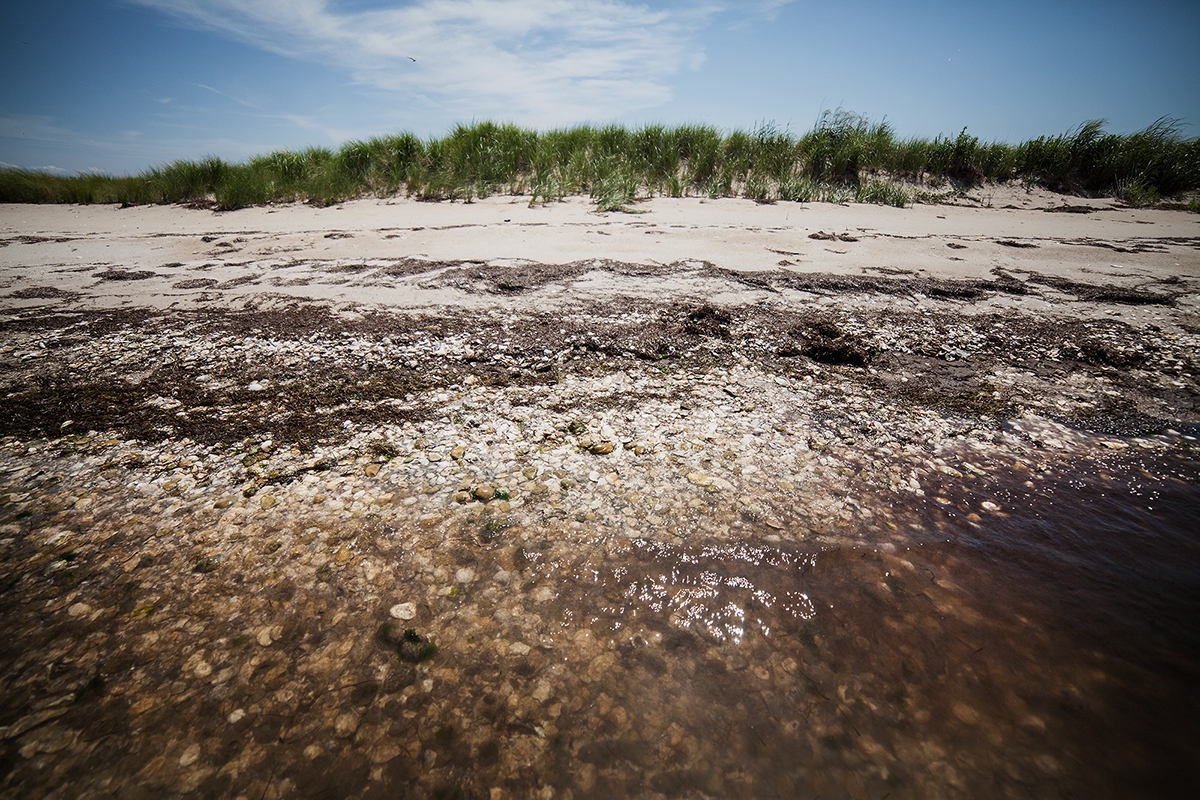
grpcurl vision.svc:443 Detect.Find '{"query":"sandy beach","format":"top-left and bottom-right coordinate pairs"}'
top-left (3, 186), bottom-right (1198, 313)
top-left (2, 192), bottom-right (1199, 799)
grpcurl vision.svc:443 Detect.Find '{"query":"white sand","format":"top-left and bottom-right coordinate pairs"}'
top-left (2, 188), bottom-right (1198, 319)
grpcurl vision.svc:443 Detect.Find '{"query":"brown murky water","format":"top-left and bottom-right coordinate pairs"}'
top-left (3, 447), bottom-right (1198, 799)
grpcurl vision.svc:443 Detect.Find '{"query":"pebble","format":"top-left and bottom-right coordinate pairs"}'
top-left (334, 712), bottom-right (359, 738)
top-left (390, 602), bottom-right (417, 620)
top-left (953, 703), bottom-right (981, 724)
top-left (179, 744), bottom-right (201, 767)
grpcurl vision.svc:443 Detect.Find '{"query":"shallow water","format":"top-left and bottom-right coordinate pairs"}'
top-left (880, 449), bottom-right (1200, 798)
top-left (464, 448), bottom-right (1200, 798)
top-left (3, 445), bottom-right (1198, 799)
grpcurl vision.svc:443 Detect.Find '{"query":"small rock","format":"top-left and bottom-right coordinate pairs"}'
top-left (364, 463), bottom-right (381, 477)
top-left (334, 712), bottom-right (360, 738)
top-left (370, 742), bottom-right (405, 765)
top-left (247, 382), bottom-right (266, 392)
top-left (192, 556), bottom-right (220, 574)
top-left (451, 446), bottom-right (466, 460)
top-left (179, 743), bottom-right (201, 767)
top-left (953, 703), bottom-right (981, 724)
top-left (472, 485), bottom-right (497, 502)
top-left (390, 602), bottom-right (417, 620)
top-left (259, 494), bottom-right (278, 510)
top-left (687, 471), bottom-right (714, 486)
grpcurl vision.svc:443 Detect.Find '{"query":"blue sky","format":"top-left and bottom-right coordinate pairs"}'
top-left (2, 0), bottom-right (1198, 175)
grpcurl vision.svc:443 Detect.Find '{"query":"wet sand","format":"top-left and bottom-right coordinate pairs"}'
top-left (2, 193), bottom-right (1199, 799)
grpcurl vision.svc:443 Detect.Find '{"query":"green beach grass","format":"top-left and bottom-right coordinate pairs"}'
top-left (3, 113), bottom-right (1198, 211)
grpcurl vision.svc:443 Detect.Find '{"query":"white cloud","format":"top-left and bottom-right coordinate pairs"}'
top-left (195, 83), bottom-right (259, 108)
top-left (130, 0), bottom-right (724, 126)
top-left (280, 113), bottom-right (361, 145)
top-left (0, 159), bottom-right (75, 174)
top-left (752, 0), bottom-right (795, 17)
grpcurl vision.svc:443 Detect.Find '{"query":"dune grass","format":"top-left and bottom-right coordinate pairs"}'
top-left (3, 113), bottom-right (1197, 211)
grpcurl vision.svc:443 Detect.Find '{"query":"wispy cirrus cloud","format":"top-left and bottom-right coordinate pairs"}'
top-left (128, 1), bottom-right (742, 125)
top-left (195, 83), bottom-right (258, 108)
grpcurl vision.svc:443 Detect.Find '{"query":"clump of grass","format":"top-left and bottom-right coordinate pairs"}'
top-left (1115, 179), bottom-right (1161, 207)
top-left (590, 158), bottom-right (639, 212)
top-left (4, 114), bottom-right (1197, 211)
top-left (855, 179), bottom-right (909, 208)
